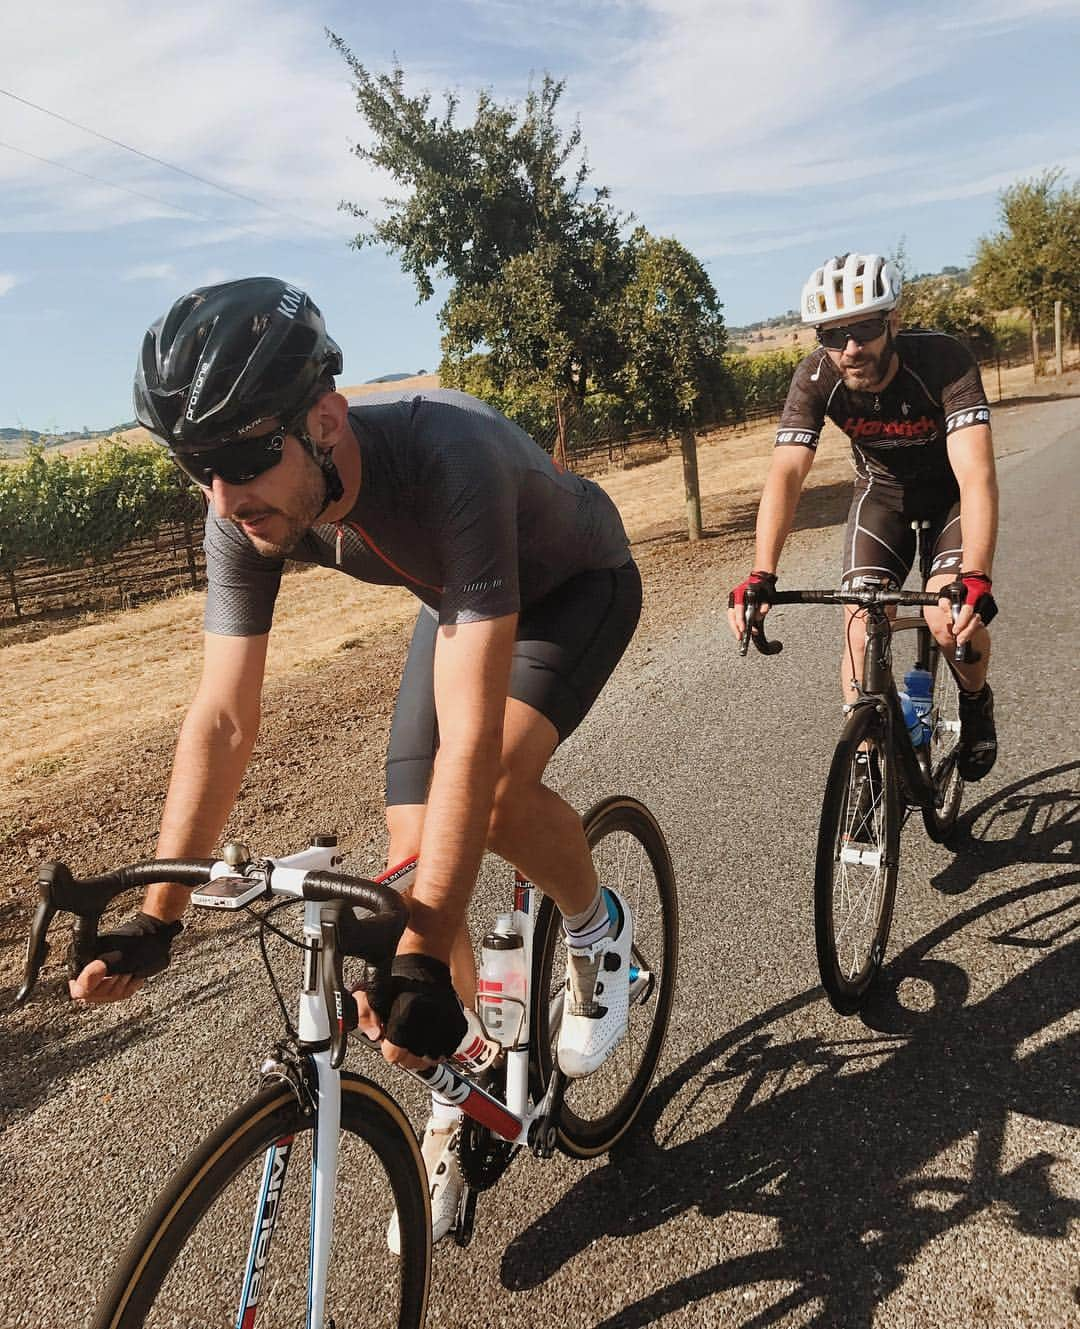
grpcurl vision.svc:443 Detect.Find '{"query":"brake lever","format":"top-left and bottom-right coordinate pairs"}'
top-left (319, 904), bottom-right (359, 1070)
top-left (739, 593), bottom-right (783, 657)
top-left (946, 585), bottom-right (979, 666)
top-left (15, 863), bottom-right (104, 1007)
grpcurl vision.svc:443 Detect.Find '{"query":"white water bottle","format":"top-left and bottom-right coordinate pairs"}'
top-left (476, 913), bottom-right (527, 1048)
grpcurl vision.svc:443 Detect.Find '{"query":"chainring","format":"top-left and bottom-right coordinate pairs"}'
top-left (457, 1116), bottom-right (517, 1190)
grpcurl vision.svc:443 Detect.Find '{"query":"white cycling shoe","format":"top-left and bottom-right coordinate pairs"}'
top-left (556, 888), bottom-right (633, 1079)
top-left (387, 1116), bottom-right (462, 1255)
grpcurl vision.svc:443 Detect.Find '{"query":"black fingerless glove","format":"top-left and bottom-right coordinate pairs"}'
top-left (372, 954), bottom-right (467, 1059)
top-left (73, 912), bottom-right (183, 980)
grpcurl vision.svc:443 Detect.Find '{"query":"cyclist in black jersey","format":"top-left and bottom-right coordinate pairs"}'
top-left (69, 277), bottom-right (642, 1246)
top-left (727, 252), bottom-right (998, 781)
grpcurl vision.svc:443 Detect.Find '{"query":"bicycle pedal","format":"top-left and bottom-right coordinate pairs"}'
top-left (453, 1185), bottom-right (477, 1247)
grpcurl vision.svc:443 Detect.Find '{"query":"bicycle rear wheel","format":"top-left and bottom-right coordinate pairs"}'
top-left (531, 795), bottom-right (678, 1158)
top-left (922, 645), bottom-right (964, 842)
top-left (815, 702), bottom-right (900, 1014)
top-left (92, 1073), bottom-right (431, 1329)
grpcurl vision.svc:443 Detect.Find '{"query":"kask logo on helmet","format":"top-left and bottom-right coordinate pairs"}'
top-left (277, 286), bottom-right (303, 319)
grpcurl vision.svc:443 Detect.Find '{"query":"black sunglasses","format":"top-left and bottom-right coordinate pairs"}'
top-left (816, 315), bottom-right (891, 349)
top-left (171, 428), bottom-right (288, 487)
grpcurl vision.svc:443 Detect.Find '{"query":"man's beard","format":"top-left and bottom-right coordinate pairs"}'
top-left (231, 461), bottom-right (326, 557)
top-left (840, 331), bottom-right (895, 391)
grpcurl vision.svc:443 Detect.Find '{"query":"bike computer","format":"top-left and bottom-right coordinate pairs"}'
top-left (191, 876), bottom-right (267, 910)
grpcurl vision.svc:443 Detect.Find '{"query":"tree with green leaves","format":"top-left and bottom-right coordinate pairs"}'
top-left (972, 169), bottom-right (1080, 372)
top-left (330, 39), bottom-right (630, 450)
top-left (901, 274), bottom-right (996, 357)
top-left (608, 229), bottom-right (730, 538)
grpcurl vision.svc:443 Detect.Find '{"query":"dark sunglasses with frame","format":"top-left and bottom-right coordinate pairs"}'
top-left (816, 314), bottom-right (892, 350)
top-left (170, 427), bottom-right (289, 488)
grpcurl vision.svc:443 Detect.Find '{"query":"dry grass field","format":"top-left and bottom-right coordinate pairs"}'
top-left (2, 357), bottom-right (1073, 821)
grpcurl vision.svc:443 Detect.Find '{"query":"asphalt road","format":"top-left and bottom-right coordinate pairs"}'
top-left (2, 395), bottom-right (1077, 1328)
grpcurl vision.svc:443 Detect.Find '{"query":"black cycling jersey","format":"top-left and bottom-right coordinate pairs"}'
top-left (776, 329), bottom-right (991, 502)
top-left (202, 388), bottom-right (631, 636)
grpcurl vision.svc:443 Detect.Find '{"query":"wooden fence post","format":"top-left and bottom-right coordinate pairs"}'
top-left (1054, 300), bottom-right (1064, 376)
top-left (1031, 309), bottom-right (1040, 379)
top-left (5, 566), bottom-right (20, 621)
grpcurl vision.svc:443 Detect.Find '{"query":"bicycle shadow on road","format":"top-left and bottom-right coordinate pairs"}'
top-left (0, 917), bottom-right (263, 1130)
top-left (501, 875), bottom-right (1079, 1327)
top-left (929, 760), bottom-right (1079, 899)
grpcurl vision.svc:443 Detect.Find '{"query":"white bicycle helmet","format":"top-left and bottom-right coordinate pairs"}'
top-left (800, 252), bottom-right (903, 326)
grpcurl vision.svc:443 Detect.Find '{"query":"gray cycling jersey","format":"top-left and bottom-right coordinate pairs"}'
top-left (203, 388), bottom-right (631, 636)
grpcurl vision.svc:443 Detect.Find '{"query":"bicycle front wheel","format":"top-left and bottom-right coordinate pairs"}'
top-left (92, 1072), bottom-right (431, 1329)
top-left (815, 703), bottom-right (900, 1014)
top-left (922, 646), bottom-right (964, 842)
top-left (532, 795), bottom-right (678, 1158)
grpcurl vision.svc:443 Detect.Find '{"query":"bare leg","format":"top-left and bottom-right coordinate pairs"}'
top-left (485, 699), bottom-right (598, 918)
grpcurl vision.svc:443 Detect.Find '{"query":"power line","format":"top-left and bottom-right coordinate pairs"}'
top-left (0, 139), bottom-right (237, 225)
top-left (0, 138), bottom-right (350, 259)
top-left (0, 85), bottom-right (344, 240)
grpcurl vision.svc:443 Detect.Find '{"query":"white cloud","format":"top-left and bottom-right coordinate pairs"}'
top-left (0, 0), bottom-right (402, 240)
top-left (0, 273), bottom-right (20, 296)
top-left (121, 263), bottom-right (179, 281)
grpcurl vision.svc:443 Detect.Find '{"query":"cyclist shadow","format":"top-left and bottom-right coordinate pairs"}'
top-left (930, 759), bottom-right (1080, 897)
top-left (501, 876), bottom-right (1079, 1326)
top-left (0, 916), bottom-right (259, 1127)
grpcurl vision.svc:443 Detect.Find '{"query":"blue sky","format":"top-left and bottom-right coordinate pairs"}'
top-left (2, 0), bottom-right (1079, 433)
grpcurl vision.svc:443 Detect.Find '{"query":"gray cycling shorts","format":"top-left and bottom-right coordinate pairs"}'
top-left (385, 561), bottom-right (642, 806)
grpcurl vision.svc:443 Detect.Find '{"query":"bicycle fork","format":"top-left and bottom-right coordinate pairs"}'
top-left (231, 895), bottom-right (349, 1329)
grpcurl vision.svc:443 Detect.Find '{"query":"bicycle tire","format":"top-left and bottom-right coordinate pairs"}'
top-left (92, 1072), bottom-right (431, 1329)
top-left (815, 703), bottom-right (900, 1014)
top-left (921, 645), bottom-right (965, 843)
top-left (531, 795), bottom-right (678, 1158)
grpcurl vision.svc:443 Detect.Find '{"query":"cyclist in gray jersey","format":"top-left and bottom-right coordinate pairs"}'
top-left (70, 278), bottom-right (642, 1247)
top-left (202, 386), bottom-right (630, 634)
top-left (727, 253), bottom-right (999, 783)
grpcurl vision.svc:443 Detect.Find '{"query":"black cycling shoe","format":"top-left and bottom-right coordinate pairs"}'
top-left (845, 750), bottom-right (882, 842)
top-left (958, 683), bottom-right (997, 781)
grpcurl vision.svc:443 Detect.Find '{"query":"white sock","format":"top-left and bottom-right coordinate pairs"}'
top-left (562, 889), bottom-right (613, 951)
top-left (430, 1091), bottom-right (462, 1128)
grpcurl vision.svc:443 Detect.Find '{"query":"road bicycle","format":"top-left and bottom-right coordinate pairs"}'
top-left (16, 795), bottom-right (677, 1328)
top-left (739, 555), bottom-right (967, 1014)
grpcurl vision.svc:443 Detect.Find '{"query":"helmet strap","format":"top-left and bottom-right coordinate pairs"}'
top-left (290, 411), bottom-right (344, 514)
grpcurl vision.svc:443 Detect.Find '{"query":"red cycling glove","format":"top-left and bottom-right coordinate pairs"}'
top-left (728, 570), bottom-right (778, 610)
top-left (943, 571), bottom-right (997, 626)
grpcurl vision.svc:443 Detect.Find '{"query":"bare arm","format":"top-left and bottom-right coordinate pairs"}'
top-left (944, 423), bottom-right (998, 642)
top-left (946, 423), bottom-right (998, 575)
top-left (70, 632), bottom-right (268, 1002)
top-left (396, 613), bottom-right (517, 964)
top-left (728, 446), bottom-right (815, 636)
top-left (753, 445), bottom-right (816, 572)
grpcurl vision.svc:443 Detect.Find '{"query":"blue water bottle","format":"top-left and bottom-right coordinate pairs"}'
top-left (897, 689), bottom-right (927, 747)
top-left (904, 666), bottom-right (933, 746)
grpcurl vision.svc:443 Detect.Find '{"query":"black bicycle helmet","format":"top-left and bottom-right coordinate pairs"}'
top-left (134, 277), bottom-right (343, 450)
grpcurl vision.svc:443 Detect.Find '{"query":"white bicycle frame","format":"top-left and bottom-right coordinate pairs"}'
top-left (204, 849), bottom-right (651, 1329)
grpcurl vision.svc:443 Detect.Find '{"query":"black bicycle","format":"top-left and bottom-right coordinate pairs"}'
top-left (740, 576), bottom-right (967, 1014)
